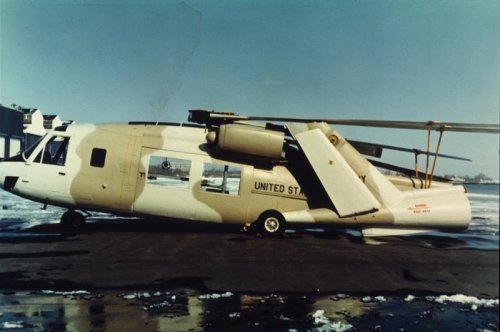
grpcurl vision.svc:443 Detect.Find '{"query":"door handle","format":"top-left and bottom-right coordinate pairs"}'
top-left (58, 172), bottom-right (66, 176)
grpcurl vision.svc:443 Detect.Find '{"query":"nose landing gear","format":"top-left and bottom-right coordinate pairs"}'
top-left (61, 210), bottom-right (86, 232)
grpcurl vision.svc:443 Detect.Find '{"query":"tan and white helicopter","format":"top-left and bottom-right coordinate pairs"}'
top-left (0, 109), bottom-right (498, 236)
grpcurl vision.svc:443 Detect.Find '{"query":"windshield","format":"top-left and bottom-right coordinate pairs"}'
top-left (22, 135), bottom-right (47, 161)
top-left (1, 135), bottom-right (47, 162)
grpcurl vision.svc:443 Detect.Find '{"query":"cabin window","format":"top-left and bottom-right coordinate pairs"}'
top-left (201, 163), bottom-right (241, 195)
top-left (9, 138), bottom-right (21, 157)
top-left (147, 156), bottom-right (191, 188)
top-left (0, 137), bottom-right (5, 160)
top-left (33, 136), bottom-right (70, 166)
top-left (90, 148), bottom-right (107, 168)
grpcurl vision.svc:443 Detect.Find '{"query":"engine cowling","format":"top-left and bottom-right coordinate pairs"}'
top-left (207, 124), bottom-right (285, 159)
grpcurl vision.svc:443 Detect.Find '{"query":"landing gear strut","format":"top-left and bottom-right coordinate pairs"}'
top-left (61, 210), bottom-right (86, 232)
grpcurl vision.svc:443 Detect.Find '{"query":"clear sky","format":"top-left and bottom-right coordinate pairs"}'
top-left (1, 0), bottom-right (499, 178)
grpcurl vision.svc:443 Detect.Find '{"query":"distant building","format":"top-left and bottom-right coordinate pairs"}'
top-left (450, 177), bottom-right (465, 184)
top-left (43, 114), bottom-right (63, 129)
top-left (1, 104), bottom-right (72, 160)
top-left (0, 105), bottom-right (24, 160)
top-left (23, 108), bottom-right (46, 148)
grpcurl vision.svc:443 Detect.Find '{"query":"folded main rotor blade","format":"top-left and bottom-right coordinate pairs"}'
top-left (368, 159), bottom-right (451, 183)
top-left (189, 110), bottom-right (500, 134)
top-left (279, 117), bottom-right (498, 133)
top-left (348, 140), bottom-right (472, 161)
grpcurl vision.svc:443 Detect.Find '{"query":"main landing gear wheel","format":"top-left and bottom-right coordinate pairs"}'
top-left (61, 210), bottom-right (86, 232)
top-left (258, 210), bottom-right (286, 238)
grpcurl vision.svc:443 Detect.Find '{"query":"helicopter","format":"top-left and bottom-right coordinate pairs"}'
top-left (0, 109), bottom-right (498, 237)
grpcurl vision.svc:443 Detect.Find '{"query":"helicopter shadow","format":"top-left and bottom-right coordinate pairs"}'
top-left (21, 217), bottom-right (243, 235)
top-left (13, 218), bottom-right (356, 244)
top-left (9, 218), bottom-right (472, 249)
top-left (293, 225), bottom-right (471, 249)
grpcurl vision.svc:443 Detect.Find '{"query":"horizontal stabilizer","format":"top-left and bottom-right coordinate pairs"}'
top-left (362, 228), bottom-right (432, 237)
top-left (293, 128), bottom-right (381, 217)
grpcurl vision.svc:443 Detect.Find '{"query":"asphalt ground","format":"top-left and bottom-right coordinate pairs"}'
top-left (0, 219), bottom-right (498, 298)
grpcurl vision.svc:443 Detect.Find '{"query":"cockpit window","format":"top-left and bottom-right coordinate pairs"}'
top-left (33, 136), bottom-right (70, 166)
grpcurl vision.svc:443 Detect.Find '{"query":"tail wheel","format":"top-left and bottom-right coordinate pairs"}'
top-left (61, 210), bottom-right (86, 232)
top-left (258, 210), bottom-right (286, 237)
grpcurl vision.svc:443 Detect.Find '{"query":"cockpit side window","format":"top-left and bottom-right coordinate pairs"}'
top-left (33, 136), bottom-right (70, 166)
top-left (50, 137), bottom-right (70, 165)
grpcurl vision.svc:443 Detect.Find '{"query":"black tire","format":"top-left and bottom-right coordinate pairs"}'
top-left (61, 210), bottom-right (85, 232)
top-left (258, 210), bottom-right (286, 237)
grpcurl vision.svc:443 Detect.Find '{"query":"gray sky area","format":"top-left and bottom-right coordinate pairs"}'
top-left (1, 0), bottom-right (498, 178)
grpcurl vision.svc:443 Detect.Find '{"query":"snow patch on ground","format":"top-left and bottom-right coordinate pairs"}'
top-left (121, 292), bottom-right (168, 300)
top-left (361, 296), bottom-right (386, 303)
top-left (1, 321), bottom-right (24, 329)
top-left (42, 290), bottom-right (90, 296)
top-left (331, 293), bottom-right (350, 301)
top-left (198, 292), bottom-right (233, 300)
top-left (431, 294), bottom-right (499, 309)
top-left (144, 300), bottom-right (171, 311)
top-left (404, 294), bottom-right (415, 302)
top-left (311, 310), bottom-right (353, 332)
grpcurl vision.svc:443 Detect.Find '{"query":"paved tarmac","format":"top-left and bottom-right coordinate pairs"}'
top-left (0, 220), bottom-right (498, 297)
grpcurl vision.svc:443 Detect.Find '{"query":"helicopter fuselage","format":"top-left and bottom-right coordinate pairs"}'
top-left (0, 121), bottom-right (471, 235)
